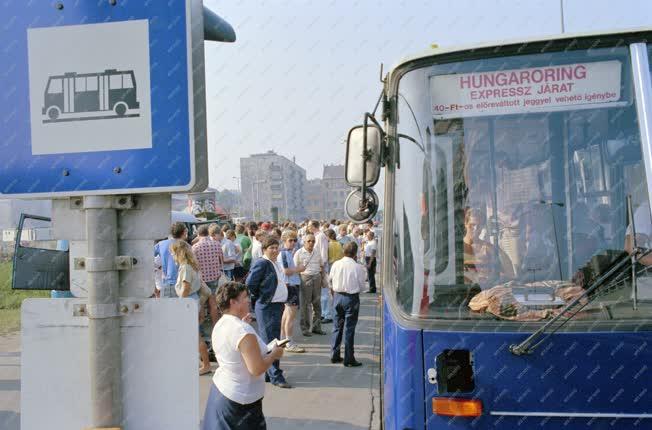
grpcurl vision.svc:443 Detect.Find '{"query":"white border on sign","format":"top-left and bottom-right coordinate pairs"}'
top-left (3, 0), bottom-right (199, 199)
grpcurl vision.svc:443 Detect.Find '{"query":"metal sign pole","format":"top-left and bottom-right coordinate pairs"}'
top-left (84, 196), bottom-right (123, 428)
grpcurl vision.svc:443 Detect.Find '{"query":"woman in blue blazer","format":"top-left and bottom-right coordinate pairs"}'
top-left (245, 236), bottom-right (291, 388)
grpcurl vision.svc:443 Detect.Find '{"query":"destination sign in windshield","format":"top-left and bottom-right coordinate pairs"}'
top-left (429, 60), bottom-right (622, 118)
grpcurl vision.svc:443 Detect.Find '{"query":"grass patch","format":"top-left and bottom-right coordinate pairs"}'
top-left (0, 309), bottom-right (21, 335)
top-left (0, 261), bottom-right (50, 334)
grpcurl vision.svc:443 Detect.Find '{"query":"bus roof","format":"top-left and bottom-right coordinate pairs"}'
top-left (47, 69), bottom-right (132, 79)
top-left (390, 26), bottom-right (652, 78)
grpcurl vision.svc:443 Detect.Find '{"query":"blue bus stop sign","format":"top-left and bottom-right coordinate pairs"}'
top-left (0, 0), bottom-right (208, 197)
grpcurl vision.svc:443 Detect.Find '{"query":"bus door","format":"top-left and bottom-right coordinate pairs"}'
top-left (99, 74), bottom-right (111, 111)
top-left (62, 75), bottom-right (75, 113)
top-left (74, 75), bottom-right (100, 113)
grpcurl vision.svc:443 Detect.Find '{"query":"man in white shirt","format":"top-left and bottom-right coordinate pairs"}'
top-left (311, 220), bottom-right (330, 266)
top-left (222, 230), bottom-right (238, 280)
top-left (364, 231), bottom-right (378, 293)
top-left (348, 227), bottom-right (363, 260)
top-left (294, 233), bottom-right (326, 336)
top-left (329, 241), bottom-right (366, 367)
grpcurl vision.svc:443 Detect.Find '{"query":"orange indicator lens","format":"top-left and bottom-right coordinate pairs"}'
top-left (432, 398), bottom-right (482, 417)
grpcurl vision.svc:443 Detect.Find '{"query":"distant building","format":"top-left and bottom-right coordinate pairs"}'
top-left (322, 164), bottom-right (351, 220)
top-left (304, 179), bottom-right (323, 220)
top-left (240, 151), bottom-right (307, 221)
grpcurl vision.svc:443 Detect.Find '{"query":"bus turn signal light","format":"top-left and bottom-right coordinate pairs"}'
top-left (432, 398), bottom-right (482, 417)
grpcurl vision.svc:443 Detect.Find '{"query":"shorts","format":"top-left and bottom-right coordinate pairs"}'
top-left (286, 284), bottom-right (300, 307)
top-left (205, 280), bottom-right (220, 295)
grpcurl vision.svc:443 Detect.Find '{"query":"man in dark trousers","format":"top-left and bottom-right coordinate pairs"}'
top-left (329, 242), bottom-right (366, 367)
top-left (364, 230), bottom-right (378, 293)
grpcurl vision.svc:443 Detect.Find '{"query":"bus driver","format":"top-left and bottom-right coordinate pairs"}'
top-left (463, 207), bottom-right (515, 289)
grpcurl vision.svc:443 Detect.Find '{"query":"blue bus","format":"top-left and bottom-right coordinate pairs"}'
top-left (345, 28), bottom-right (652, 429)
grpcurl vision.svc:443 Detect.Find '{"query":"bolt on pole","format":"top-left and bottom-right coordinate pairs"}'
top-left (84, 195), bottom-right (123, 428)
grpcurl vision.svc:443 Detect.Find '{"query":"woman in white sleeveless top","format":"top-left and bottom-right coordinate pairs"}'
top-left (202, 282), bottom-right (284, 430)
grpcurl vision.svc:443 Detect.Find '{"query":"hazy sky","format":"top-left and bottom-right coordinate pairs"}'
top-left (203, 0), bottom-right (652, 190)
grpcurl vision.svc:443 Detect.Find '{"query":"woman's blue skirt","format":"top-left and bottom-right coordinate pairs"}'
top-left (202, 383), bottom-right (266, 430)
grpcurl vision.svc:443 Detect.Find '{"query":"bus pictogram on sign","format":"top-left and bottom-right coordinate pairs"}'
top-left (42, 69), bottom-right (140, 123)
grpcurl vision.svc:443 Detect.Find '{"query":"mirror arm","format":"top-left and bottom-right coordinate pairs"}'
top-left (371, 88), bottom-right (385, 117)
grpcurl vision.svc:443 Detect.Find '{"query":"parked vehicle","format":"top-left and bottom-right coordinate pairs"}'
top-left (345, 27), bottom-right (652, 429)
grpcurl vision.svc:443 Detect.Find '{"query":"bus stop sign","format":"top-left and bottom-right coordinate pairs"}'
top-left (0, 1), bottom-right (208, 197)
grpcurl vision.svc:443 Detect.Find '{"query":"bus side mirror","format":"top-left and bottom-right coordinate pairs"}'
top-left (345, 124), bottom-right (382, 187)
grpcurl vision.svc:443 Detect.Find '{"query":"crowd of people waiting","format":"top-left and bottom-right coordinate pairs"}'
top-left (153, 218), bottom-right (379, 429)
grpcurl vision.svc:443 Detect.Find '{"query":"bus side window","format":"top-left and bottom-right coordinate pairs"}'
top-left (47, 79), bottom-right (63, 94)
top-left (75, 77), bottom-right (86, 92)
top-left (123, 74), bottom-right (134, 89)
top-left (87, 76), bottom-right (98, 91)
top-left (109, 74), bottom-right (122, 90)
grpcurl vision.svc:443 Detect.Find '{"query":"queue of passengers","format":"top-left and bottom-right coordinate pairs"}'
top-left (153, 218), bottom-right (379, 429)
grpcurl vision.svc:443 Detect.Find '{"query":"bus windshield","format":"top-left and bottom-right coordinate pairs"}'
top-left (392, 43), bottom-right (652, 322)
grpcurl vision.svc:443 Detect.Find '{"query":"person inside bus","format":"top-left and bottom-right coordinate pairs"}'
top-left (461, 139), bottom-right (492, 211)
top-left (517, 203), bottom-right (563, 282)
top-left (463, 207), bottom-right (514, 289)
top-left (572, 202), bottom-right (605, 267)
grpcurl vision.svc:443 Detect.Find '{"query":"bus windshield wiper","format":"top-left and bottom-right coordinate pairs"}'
top-left (510, 194), bottom-right (650, 356)
top-left (509, 251), bottom-right (645, 355)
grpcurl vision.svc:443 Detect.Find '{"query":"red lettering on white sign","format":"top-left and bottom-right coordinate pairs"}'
top-left (430, 61), bottom-right (621, 118)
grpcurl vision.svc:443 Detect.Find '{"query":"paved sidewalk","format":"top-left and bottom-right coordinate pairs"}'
top-left (0, 332), bottom-right (20, 430)
top-left (0, 294), bottom-right (381, 430)
top-left (199, 293), bottom-right (382, 429)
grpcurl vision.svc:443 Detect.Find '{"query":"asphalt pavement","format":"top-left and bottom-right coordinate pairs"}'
top-left (0, 293), bottom-right (381, 430)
